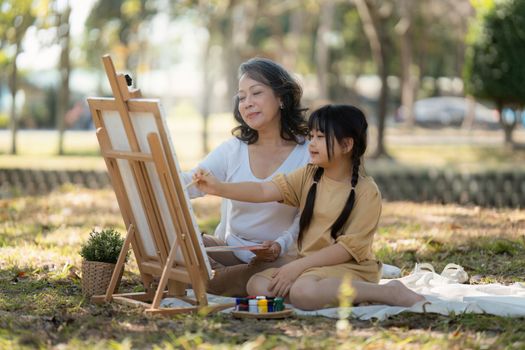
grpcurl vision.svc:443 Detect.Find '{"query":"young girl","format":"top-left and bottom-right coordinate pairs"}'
top-left (194, 104), bottom-right (424, 310)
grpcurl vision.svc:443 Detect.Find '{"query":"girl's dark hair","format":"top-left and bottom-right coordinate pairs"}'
top-left (299, 104), bottom-right (368, 241)
top-left (232, 57), bottom-right (308, 144)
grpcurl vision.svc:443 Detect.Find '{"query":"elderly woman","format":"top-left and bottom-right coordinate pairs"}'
top-left (182, 57), bottom-right (310, 296)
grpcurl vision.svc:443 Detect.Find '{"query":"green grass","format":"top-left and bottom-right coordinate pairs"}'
top-left (3, 141), bottom-right (525, 174)
top-left (0, 108), bottom-right (236, 170)
top-left (2, 121), bottom-right (525, 172)
top-left (1, 187), bottom-right (525, 348)
top-left (385, 144), bottom-right (525, 171)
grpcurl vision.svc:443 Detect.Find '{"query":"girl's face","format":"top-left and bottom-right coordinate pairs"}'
top-left (308, 128), bottom-right (352, 167)
top-left (237, 74), bottom-right (282, 131)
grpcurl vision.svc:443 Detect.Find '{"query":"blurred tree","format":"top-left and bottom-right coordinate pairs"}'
top-left (175, 0), bottom-right (476, 159)
top-left (166, 0), bottom-right (475, 159)
top-left (250, 1), bottom-right (306, 69)
top-left (281, 2), bottom-right (305, 71)
top-left (353, 0), bottom-right (392, 158)
top-left (171, 0), bottom-right (237, 154)
top-left (55, 0), bottom-right (70, 155)
top-left (173, 0), bottom-right (264, 154)
top-left (329, 3), bottom-right (369, 103)
top-left (395, 0), bottom-right (416, 128)
top-left (248, 1), bottom-right (311, 72)
top-left (247, 1), bottom-right (356, 101)
top-left (34, 0), bottom-right (72, 154)
top-left (464, 0), bottom-right (525, 147)
top-left (315, 0), bottom-right (335, 100)
top-left (412, 1), bottom-right (472, 82)
top-left (195, 0), bottom-right (223, 155)
top-left (0, 49), bottom-right (8, 112)
top-left (393, 0), bottom-right (472, 127)
top-left (0, 0), bottom-right (37, 154)
top-left (85, 0), bottom-right (157, 78)
top-left (223, 1), bottom-right (261, 101)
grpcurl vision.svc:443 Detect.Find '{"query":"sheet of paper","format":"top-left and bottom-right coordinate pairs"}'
top-left (205, 245), bottom-right (266, 252)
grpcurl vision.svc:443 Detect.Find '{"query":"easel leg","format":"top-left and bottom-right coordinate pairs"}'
top-left (151, 239), bottom-right (180, 309)
top-left (105, 224), bottom-right (134, 302)
top-left (192, 278), bottom-right (208, 308)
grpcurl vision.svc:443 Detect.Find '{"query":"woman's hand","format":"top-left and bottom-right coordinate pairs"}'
top-left (268, 261), bottom-right (304, 297)
top-left (252, 241), bottom-right (281, 262)
top-left (193, 169), bottom-right (220, 195)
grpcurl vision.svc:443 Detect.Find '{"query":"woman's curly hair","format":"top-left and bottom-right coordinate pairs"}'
top-left (231, 57), bottom-right (308, 144)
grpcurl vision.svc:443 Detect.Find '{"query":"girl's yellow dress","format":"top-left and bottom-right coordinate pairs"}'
top-left (255, 164), bottom-right (382, 282)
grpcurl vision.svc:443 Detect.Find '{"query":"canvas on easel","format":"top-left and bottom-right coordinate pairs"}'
top-left (86, 55), bottom-right (226, 315)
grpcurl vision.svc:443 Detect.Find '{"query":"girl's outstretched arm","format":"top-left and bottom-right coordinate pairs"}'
top-left (193, 169), bottom-right (283, 203)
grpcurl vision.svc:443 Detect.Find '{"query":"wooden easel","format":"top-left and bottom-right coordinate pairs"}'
top-left (87, 55), bottom-right (230, 315)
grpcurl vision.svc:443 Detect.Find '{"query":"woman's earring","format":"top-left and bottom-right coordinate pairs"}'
top-left (279, 102), bottom-right (284, 110)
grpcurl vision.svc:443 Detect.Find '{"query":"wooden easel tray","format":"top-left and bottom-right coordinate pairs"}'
top-left (231, 309), bottom-right (293, 319)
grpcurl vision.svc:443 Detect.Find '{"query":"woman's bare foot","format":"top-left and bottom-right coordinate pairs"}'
top-left (385, 280), bottom-right (426, 307)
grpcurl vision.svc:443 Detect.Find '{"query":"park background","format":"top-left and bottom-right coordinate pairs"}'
top-left (1, 0), bottom-right (525, 349)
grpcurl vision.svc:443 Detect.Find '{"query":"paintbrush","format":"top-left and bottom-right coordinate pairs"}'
top-left (184, 170), bottom-right (211, 190)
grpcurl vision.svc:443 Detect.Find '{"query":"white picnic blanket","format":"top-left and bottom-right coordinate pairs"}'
top-left (160, 264), bottom-right (525, 321)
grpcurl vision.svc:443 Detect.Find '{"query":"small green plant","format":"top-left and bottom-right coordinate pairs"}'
top-left (80, 228), bottom-right (126, 264)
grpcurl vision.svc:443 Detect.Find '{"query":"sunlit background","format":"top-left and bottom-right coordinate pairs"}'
top-left (1, 0), bottom-right (524, 171)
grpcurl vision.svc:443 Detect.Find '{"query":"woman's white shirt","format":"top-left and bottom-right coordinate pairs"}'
top-left (182, 137), bottom-right (310, 263)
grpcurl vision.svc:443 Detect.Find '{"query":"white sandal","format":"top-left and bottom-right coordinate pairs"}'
top-left (441, 263), bottom-right (469, 284)
top-left (412, 262), bottom-right (436, 274)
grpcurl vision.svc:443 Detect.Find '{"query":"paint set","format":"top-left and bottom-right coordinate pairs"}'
top-left (232, 296), bottom-right (293, 319)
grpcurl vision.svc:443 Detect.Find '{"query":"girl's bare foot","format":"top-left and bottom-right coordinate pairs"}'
top-left (385, 280), bottom-right (426, 307)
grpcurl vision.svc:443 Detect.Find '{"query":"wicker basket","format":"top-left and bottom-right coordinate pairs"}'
top-left (81, 260), bottom-right (122, 298)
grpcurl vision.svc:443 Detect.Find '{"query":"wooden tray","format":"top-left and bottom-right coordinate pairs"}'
top-left (231, 309), bottom-right (293, 319)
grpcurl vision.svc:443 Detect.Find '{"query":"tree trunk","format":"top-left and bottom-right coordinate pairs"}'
top-left (396, 0), bottom-right (416, 128)
top-left (354, 0), bottom-right (391, 158)
top-left (316, 1), bottom-right (335, 100)
top-left (376, 54), bottom-right (389, 158)
top-left (503, 125), bottom-right (513, 146)
top-left (201, 33), bottom-right (215, 155)
top-left (9, 41), bottom-right (21, 155)
top-left (222, 3), bottom-right (240, 104)
top-left (222, 1), bottom-right (259, 102)
top-left (496, 103), bottom-right (517, 148)
top-left (57, 4), bottom-right (71, 155)
top-left (461, 95), bottom-right (476, 130)
top-left (268, 7), bottom-right (286, 64)
top-left (283, 9), bottom-right (304, 71)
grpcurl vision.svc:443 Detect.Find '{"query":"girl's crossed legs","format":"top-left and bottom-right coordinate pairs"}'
top-left (247, 273), bottom-right (425, 310)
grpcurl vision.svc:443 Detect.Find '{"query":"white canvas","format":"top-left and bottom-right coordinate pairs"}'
top-left (99, 102), bottom-right (212, 278)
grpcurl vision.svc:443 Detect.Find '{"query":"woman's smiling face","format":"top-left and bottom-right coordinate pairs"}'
top-left (237, 74), bottom-right (282, 131)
